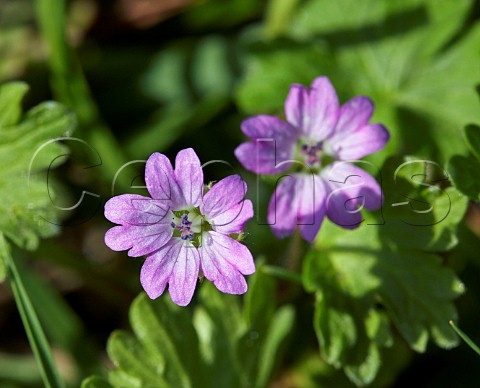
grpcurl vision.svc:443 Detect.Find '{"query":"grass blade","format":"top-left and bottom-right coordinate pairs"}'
top-left (0, 233), bottom-right (64, 388)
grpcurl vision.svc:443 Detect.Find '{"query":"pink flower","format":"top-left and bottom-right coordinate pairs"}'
top-left (104, 148), bottom-right (255, 306)
top-left (235, 76), bottom-right (389, 242)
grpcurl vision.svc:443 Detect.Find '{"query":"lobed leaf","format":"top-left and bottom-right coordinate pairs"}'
top-left (83, 273), bottom-right (295, 387)
top-left (0, 82), bottom-right (75, 253)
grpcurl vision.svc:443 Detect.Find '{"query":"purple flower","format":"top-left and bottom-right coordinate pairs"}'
top-left (104, 148), bottom-right (255, 306)
top-left (235, 76), bottom-right (389, 242)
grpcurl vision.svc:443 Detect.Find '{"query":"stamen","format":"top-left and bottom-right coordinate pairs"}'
top-left (301, 141), bottom-right (323, 165)
top-left (171, 213), bottom-right (195, 241)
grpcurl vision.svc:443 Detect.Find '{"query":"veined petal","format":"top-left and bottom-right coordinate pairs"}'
top-left (235, 140), bottom-right (294, 175)
top-left (140, 240), bottom-right (181, 299)
top-left (324, 96), bottom-right (389, 159)
top-left (268, 175), bottom-right (299, 238)
top-left (174, 148), bottom-right (203, 208)
top-left (145, 152), bottom-right (183, 208)
top-left (286, 77), bottom-right (339, 141)
top-left (267, 174), bottom-right (326, 240)
top-left (308, 77), bottom-right (340, 141)
top-left (104, 223), bottom-right (173, 257)
top-left (211, 199), bottom-right (254, 235)
top-left (299, 207), bottom-right (326, 243)
top-left (199, 231), bottom-right (255, 294)
top-left (297, 175), bottom-right (327, 242)
top-left (322, 162), bottom-right (383, 227)
top-left (140, 239), bottom-right (200, 306)
top-left (285, 84), bottom-right (309, 133)
top-left (168, 240), bottom-right (200, 306)
top-left (236, 115), bottom-right (297, 174)
top-left (104, 194), bottom-right (171, 226)
top-left (332, 96), bottom-right (374, 137)
top-left (328, 123), bottom-right (390, 160)
top-left (241, 114), bottom-right (298, 140)
top-left (324, 189), bottom-right (364, 228)
top-left (201, 175), bottom-right (247, 219)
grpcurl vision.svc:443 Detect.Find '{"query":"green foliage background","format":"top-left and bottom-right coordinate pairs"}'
top-left (0, 0), bottom-right (479, 387)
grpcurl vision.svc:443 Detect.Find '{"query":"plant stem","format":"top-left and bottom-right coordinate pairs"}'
top-left (34, 0), bottom-right (131, 190)
top-left (263, 265), bottom-right (303, 285)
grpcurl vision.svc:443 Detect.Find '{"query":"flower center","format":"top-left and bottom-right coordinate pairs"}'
top-left (301, 141), bottom-right (323, 166)
top-left (170, 212), bottom-right (202, 241)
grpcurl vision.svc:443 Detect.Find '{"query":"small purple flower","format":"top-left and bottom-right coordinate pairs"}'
top-left (104, 148), bottom-right (255, 306)
top-left (235, 76), bottom-right (389, 242)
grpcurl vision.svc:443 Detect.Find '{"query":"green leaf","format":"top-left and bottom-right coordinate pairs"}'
top-left (130, 294), bottom-right (203, 388)
top-left (0, 82), bottom-right (75, 251)
top-left (83, 281), bottom-right (294, 387)
top-left (310, 222), bottom-right (464, 349)
top-left (240, 264), bottom-right (295, 388)
top-left (0, 81), bottom-right (28, 127)
top-left (191, 35), bottom-right (234, 97)
top-left (236, 41), bottom-right (332, 115)
top-left (198, 282), bottom-right (246, 387)
top-left (107, 330), bottom-right (168, 387)
top-left (264, 0), bottom-right (301, 40)
top-left (304, 237), bottom-right (463, 385)
top-left (303, 249), bottom-right (383, 385)
top-left (304, 158), bottom-right (466, 384)
top-left (244, 263), bottom-right (276, 330)
top-left (379, 159), bottom-right (469, 251)
top-left (255, 305), bottom-right (295, 388)
top-left (81, 376), bottom-right (113, 388)
top-left (448, 154), bottom-right (480, 199)
top-left (464, 124), bottom-right (480, 161)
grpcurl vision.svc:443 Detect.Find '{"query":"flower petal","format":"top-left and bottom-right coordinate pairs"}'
top-left (168, 241), bottom-right (200, 306)
top-left (322, 162), bottom-right (383, 228)
top-left (286, 77), bottom-right (339, 141)
top-left (174, 148), bottom-right (203, 208)
top-left (332, 96), bottom-right (374, 137)
top-left (329, 123), bottom-right (390, 160)
top-left (211, 199), bottom-right (253, 235)
top-left (104, 194), bottom-right (171, 226)
top-left (201, 175), bottom-right (247, 219)
top-left (285, 84), bottom-right (309, 133)
top-left (308, 77), bottom-right (340, 141)
top-left (104, 223), bottom-right (173, 257)
top-left (241, 114), bottom-right (298, 140)
top-left (145, 152), bottom-right (183, 208)
top-left (324, 96), bottom-right (389, 159)
top-left (235, 141), bottom-right (293, 175)
top-left (268, 175), bottom-right (298, 238)
top-left (235, 115), bottom-right (297, 174)
top-left (299, 208), bottom-right (327, 243)
top-left (140, 240), bottom-right (181, 299)
top-left (297, 176), bottom-right (327, 242)
top-left (140, 239), bottom-right (199, 306)
top-left (268, 174), bottom-right (326, 240)
top-left (325, 190), bottom-right (364, 229)
top-left (199, 231), bottom-right (254, 294)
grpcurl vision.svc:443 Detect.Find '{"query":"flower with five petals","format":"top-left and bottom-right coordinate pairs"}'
top-left (235, 76), bottom-right (389, 242)
top-left (104, 148), bottom-right (255, 306)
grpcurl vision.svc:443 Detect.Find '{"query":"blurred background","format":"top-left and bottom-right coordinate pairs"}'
top-left (0, 0), bottom-right (480, 386)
